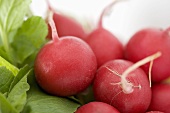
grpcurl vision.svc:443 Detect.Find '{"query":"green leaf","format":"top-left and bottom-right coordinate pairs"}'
top-left (7, 67), bottom-right (31, 112)
top-left (22, 73), bottom-right (80, 113)
top-left (0, 47), bottom-right (9, 63)
top-left (0, 93), bottom-right (18, 113)
top-left (22, 94), bottom-right (80, 113)
top-left (21, 51), bottom-right (38, 68)
top-left (0, 56), bottom-right (19, 76)
top-left (12, 16), bottom-right (48, 66)
top-left (9, 65), bottom-right (30, 92)
top-left (0, 67), bottom-right (14, 94)
top-left (0, 36), bottom-right (2, 46)
top-left (0, 0), bottom-right (31, 32)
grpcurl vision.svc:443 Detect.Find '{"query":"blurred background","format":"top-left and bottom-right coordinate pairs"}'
top-left (30, 0), bottom-right (170, 44)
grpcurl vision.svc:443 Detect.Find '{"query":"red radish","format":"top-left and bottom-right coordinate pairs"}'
top-left (125, 28), bottom-right (170, 82)
top-left (148, 83), bottom-right (170, 113)
top-left (146, 111), bottom-right (164, 113)
top-left (93, 52), bottom-right (161, 113)
top-left (75, 101), bottom-right (120, 113)
top-left (46, 0), bottom-right (87, 40)
top-left (85, 0), bottom-right (123, 68)
top-left (34, 12), bottom-right (97, 96)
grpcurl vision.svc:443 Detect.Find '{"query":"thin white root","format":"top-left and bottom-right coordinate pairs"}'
top-left (110, 82), bottom-right (121, 86)
top-left (110, 90), bottom-right (123, 105)
top-left (105, 66), bottom-right (121, 77)
top-left (149, 60), bottom-right (153, 87)
top-left (133, 84), bottom-right (142, 89)
top-left (122, 51), bottom-right (161, 79)
top-left (105, 67), bottom-right (141, 94)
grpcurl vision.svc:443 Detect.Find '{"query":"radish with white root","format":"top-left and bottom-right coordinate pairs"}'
top-left (85, 0), bottom-right (123, 68)
top-left (75, 102), bottom-right (120, 113)
top-left (93, 52), bottom-right (161, 113)
top-left (148, 83), bottom-right (170, 113)
top-left (45, 0), bottom-right (87, 40)
top-left (34, 12), bottom-right (97, 96)
top-left (125, 28), bottom-right (170, 82)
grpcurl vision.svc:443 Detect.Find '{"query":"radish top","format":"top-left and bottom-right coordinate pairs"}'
top-left (48, 11), bottom-right (59, 42)
top-left (46, 0), bottom-right (55, 12)
top-left (45, 0), bottom-right (87, 40)
top-left (98, 0), bottom-right (125, 28)
top-left (163, 27), bottom-right (170, 37)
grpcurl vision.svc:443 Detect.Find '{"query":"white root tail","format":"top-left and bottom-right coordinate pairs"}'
top-left (106, 51), bottom-right (162, 94)
top-left (121, 51), bottom-right (161, 94)
top-left (149, 60), bottom-right (153, 87)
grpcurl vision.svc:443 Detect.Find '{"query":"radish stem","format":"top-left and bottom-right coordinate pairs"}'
top-left (98, 0), bottom-right (118, 28)
top-left (98, 0), bottom-right (128, 28)
top-left (48, 11), bottom-right (59, 42)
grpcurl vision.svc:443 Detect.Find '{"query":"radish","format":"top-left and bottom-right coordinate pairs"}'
top-left (34, 12), bottom-right (97, 96)
top-left (148, 83), bottom-right (170, 113)
top-left (146, 111), bottom-right (164, 113)
top-left (75, 102), bottom-right (120, 113)
top-left (85, 0), bottom-right (123, 68)
top-left (45, 0), bottom-right (87, 40)
top-left (125, 28), bottom-right (170, 82)
top-left (93, 52), bottom-right (161, 113)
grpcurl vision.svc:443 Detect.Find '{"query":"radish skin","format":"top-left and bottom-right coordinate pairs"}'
top-left (148, 83), bottom-right (170, 113)
top-left (75, 102), bottom-right (120, 113)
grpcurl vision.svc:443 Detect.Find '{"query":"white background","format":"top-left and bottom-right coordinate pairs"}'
top-left (30, 0), bottom-right (170, 45)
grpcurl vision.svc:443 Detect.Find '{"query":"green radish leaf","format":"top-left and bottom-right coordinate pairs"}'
top-left (0, 0), bottom-right (31, 65)
top-left (0, 93), bottom-right (18, 113)
top-left (0, 67), bottom-right (14, 94)
top-left (0, 47), bottom-right (9, 63)
top-left (22, 73), bottom-right (80, 113)
top-left (12, 16), bottom-right (48, 67)
top-left (0, 56), bottom-right (19, 76)
top-left (22, 94), bottom-right (80, 113)
top-left (0, 0), bottom-right (31, 33)
top-left (0, 36), bottom-right (2, 46)
top-left (9, 65), bottom-right (30, 92)
top-left (7, 66), bottom-right (31, 112)
top-left (21, 51), bottom-right (38, 68)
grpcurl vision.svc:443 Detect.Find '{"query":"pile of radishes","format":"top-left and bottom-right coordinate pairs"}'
top-left (34, 0), bottom-right (170, 113)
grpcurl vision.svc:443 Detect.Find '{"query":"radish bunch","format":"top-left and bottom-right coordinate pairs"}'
top-left (34, 0), bottom-right (170, 113)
